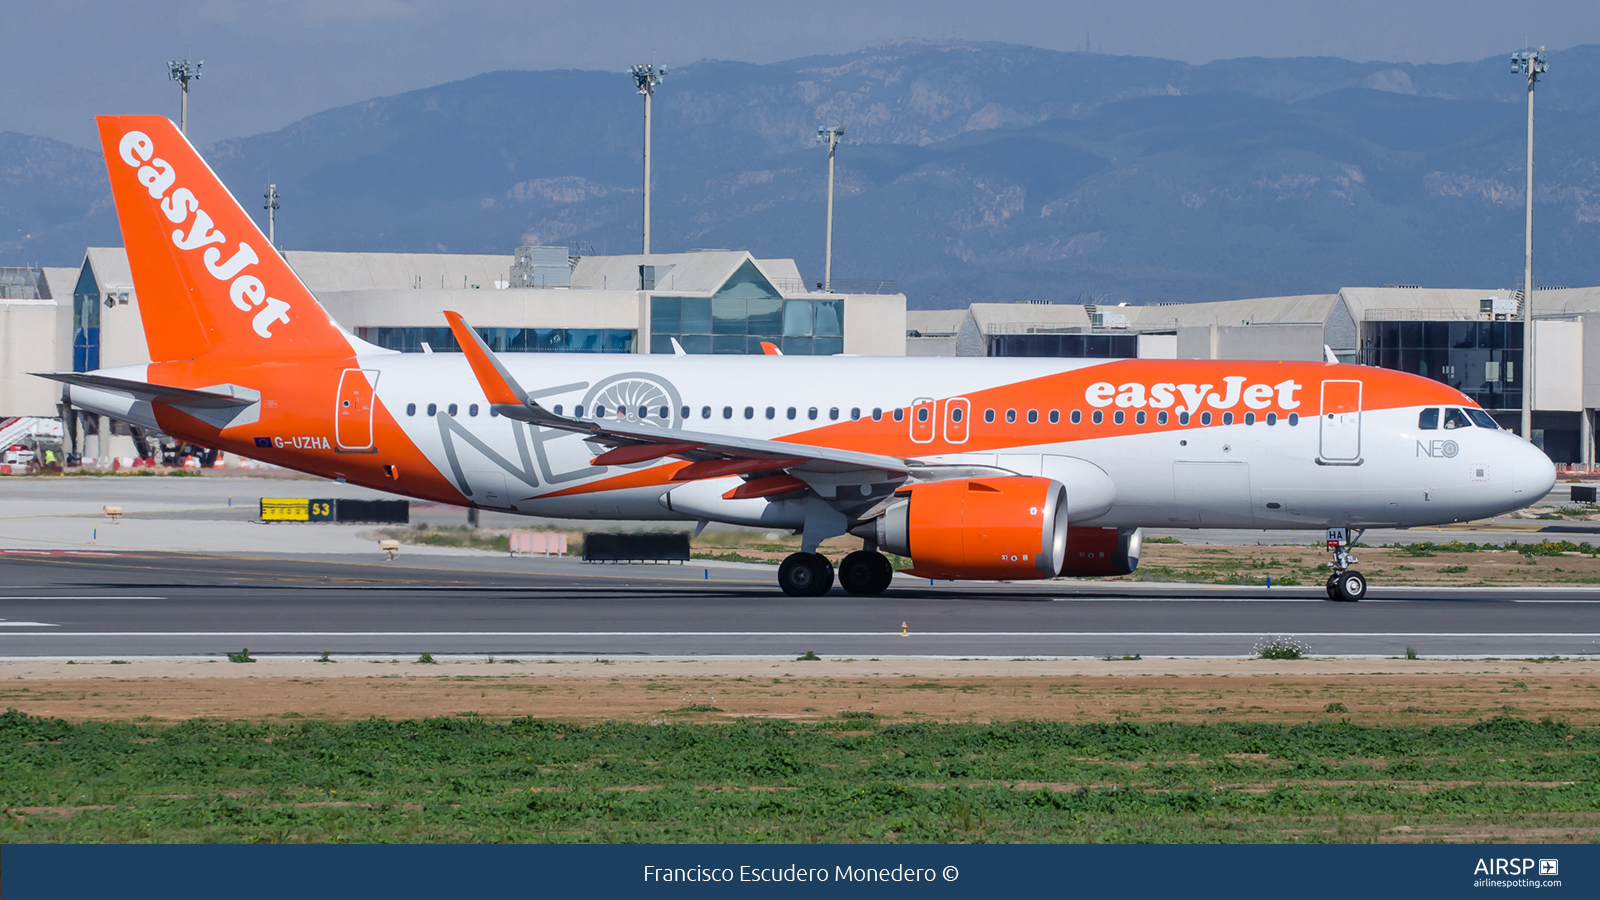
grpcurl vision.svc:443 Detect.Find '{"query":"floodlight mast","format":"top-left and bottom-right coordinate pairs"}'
top-left (167, 59), bottom-right (203, 136)
top-left (263, 184), bottom-right (280, 247)
top-left (817, 125), bottom-right (846, 292)
top-left (1511, 46), bottom-right (1547, 441)
top-left (631, 63), bottom-right (666, 254)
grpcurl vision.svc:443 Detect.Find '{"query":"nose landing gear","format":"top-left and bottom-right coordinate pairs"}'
top-left (1324, 527), bottom-right (1367, 601)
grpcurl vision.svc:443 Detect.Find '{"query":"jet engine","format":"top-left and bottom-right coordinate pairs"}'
top-left (1058, 526), bottom-right (1143, 576)
top-left (853, 476), bottom-right (1068, 580)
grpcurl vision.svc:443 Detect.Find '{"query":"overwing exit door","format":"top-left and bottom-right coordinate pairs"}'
top-left (1319, 379), bottom-right (1362, 462)
top-left (336, 368), bottom-right (379, 452)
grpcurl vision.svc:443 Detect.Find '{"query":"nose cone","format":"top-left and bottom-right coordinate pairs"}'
top-left (1512, 439), bottom-right (1557, 506)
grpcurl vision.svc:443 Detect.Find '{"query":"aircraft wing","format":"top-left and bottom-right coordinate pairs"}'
top-left (443, 311), bottom-right (913, 480)
top-left (33, 372), bottom-right (258, 409)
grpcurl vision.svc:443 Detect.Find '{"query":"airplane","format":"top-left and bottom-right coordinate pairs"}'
top-left (40, 115), bottom-right (1557, 602)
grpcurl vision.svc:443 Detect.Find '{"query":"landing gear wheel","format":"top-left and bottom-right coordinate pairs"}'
top-left (1325, 574), bottom-right (1339, 600)
top-left (1333, 570), bottom-right (1367, 602)
top-left (840, 551), bottom-right (893, 595)
top-left (779, 552), bottom-right (834, 597)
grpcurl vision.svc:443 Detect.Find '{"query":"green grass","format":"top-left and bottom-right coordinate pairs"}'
top-left (0, 711), bottom-right (1594, 843)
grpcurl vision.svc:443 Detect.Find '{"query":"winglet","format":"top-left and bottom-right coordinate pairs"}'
top-left (445, 311), bottom-right (528, 407)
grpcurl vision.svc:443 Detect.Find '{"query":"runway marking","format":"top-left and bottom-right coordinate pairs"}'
top-left (4, 631), bottom-right (1597, 638)
top-left (0, 622), bottom-right (58, 627)
top-left (1, 596), bottom-right (164, 601)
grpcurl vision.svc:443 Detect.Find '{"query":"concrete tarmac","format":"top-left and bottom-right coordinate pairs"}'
top-left (2, 549), bottom-right (1596, 659)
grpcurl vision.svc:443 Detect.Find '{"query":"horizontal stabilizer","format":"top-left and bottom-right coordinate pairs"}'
top-left (34, 372), bottom-right (257, 409)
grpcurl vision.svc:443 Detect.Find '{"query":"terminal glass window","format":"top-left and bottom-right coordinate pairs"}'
top-left (987, 333), bottom-right (1138, 358)
top-left (357, 327), bottom-right (634, 354)
top-left (651, 296), bottom-right (844, 355)
top-left (1362, 321), bottom-right (1521, 410)
top-left (72, 265), bottom-right (101, 372)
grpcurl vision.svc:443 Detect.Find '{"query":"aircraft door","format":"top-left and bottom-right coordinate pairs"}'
top-left (1319, 380), bottom-right (1362, 461)
top-left (335, 368), bottom-right (379, 452)
top-left (944, 397), bottom-right (970, 444)
top-left (910, 397), bottom-right (937, 443)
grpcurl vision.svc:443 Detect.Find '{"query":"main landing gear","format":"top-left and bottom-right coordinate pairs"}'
top-left (1324, 527), bottom-right (1367, 602)
top-left (778, 549), bottom-right (894, 597)
top-left (838, 550), bottom-right (894, 596)
top-left (778, 552), bottom-right (834, 597)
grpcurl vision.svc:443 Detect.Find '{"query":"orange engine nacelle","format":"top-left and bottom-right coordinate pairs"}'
top-left (1058, 526), bottom-right (1143, 577)
top-left (862, 476), bottom-right (1068, 581)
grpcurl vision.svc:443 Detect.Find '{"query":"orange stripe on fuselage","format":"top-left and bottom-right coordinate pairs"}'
top-left (765, 360), bottom-right (1472, 459)
top-left (145, 356), bottom-right (470, 506)
top-left (528, 459), bottom-right (692, 500)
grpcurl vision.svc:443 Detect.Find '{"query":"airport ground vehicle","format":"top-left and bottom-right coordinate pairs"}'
top-left (41, 115), bottom-right (1557, 599)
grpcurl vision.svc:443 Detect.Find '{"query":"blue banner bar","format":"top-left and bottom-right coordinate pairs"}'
top-left (3, 844), bottom-right (1594, 898)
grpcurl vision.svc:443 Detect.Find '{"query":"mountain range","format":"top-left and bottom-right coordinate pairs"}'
top-left (4, 40), bottom-right (1600, 307)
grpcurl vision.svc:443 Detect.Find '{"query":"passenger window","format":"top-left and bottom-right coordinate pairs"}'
top-left (809, 407), bottom-right (819, 420)
top-left (1466, 409), bottom-right (1499, 429)
top-left (1092, 410), bottom-right (1103, 425)
top-left (1288, 413), bottom-right (1299, 426)
top-left (1048, 410), bottom-right (1059, 424)
top-left (984, 409), bottom-right (996, 423)
top-left (1157, 411), bottom-right (1167, 425)
top-left (681, 406), bottom-right (690, 419)
top-left (915, 407), bottom-right (928, 423)
top-left (469, 404), bottom-right (479, 417)
top-left (553, 405), bottom-right (562, 416)
top-left (659, 406), bottom-right (670, 419)
top-left (1070, 410), bottom-right (1081, 425)
top-left (1266, 412), bottom-right (1277, 425)
top-left (447, 403), bottom-right (458, 416)
top-left (829, 407), bottom-right (839, 420)
top-left (1113, 410), bottom-right (1125, 425)
top-left (893, 408), bottom-right (904, 422)
top-left (702, 406), bottom-right (712, 419)
top-left (490, 408), bottom-right (500, 417)
top-left (1200, 412), bottom-right (1212, 425)
top-left (595, 405), bottom-right (606, 418)
top-left (1005, 409), bottom-right (1017, 423)
top-left (1418, 408), bottom-right (1439, 430)
top-left (744, 407), bottom-right (755, 419)
top-left (872, 408), bottom-right (883, 421)
top-left (1136, 410), bottom-right (1146, 425)
top-left (723, 406), bottom-right (733, 419)
top-left (787, 407), bottom-right (796, 419)
top-left (1444, 408), bottom-right (1473, 430)
top-left (1026, 410), bottom-right (1038, 424)
top-left (1243, 412), bottom-right (1253, 425)
top-left (427, 403), bottom-right (437, 417)
top-left (951, 407), bottom-right (964, 423)
top-left (766, 407), bottom-right (776, 420)
top-left (1178, 412), bottom-right (1190, 426)
top-left (850, 407), bottom-right (861, 420)
top-left (1222, 412), bottom-right (1232, 425)
top-left (406, 403), bottom-right (416, 416)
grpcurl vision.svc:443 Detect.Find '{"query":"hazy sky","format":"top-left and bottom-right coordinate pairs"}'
top-left (10, 0), bottom-right (1599, 147)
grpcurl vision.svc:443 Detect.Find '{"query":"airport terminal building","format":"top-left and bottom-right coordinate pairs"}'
top-left (4, 245), bottom-right (1599, 465)
top-left (0, 248), bottom-right (905, 461)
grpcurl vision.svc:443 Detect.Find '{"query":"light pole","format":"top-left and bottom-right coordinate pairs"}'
top-left (263, 184), bottom-right (280, 247)
top-left (1511, 46), bottom-right (1547, 441)
top-left (167, 58), bottom-right (203, 137)
top-left (631, 63), bottom-right (666, 254)
top-left (817, 125), bottom-right (846, 292)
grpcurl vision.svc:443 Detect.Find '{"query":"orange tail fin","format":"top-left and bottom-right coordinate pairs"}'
top-left (95, 115), bottom-right (356, 362)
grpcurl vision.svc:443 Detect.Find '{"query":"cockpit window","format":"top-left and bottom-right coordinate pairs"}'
top-left (1466, 408), bottom-right (1499, 429)
top-left (1418, 408), bottom-right (1439, 430)
top-left (1443, 408), bottom-right (1473, 430)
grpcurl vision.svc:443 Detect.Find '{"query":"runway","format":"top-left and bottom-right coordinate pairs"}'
top-left (2, 550), bottom-right (1597, 659)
